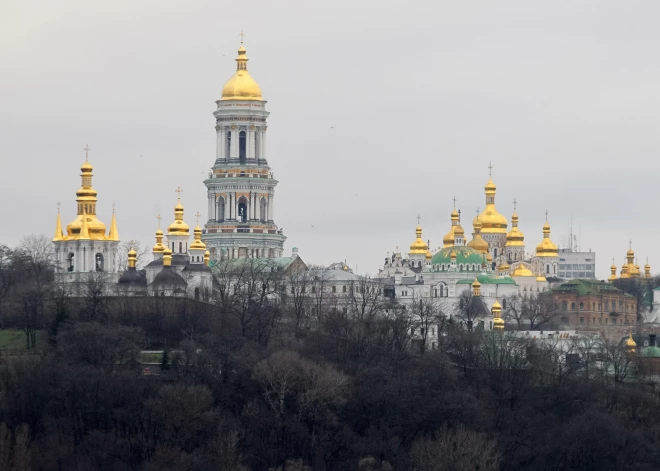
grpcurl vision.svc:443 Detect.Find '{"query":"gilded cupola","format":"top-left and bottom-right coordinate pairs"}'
top-left (168, 189), bottom-right (190, 236)
top-left (608, 259), bottom-right (617, 282)
top-left (443, 206), bottom-right (460, 247)
top-left (409, 225), bottom-right (429, 254)
top-left (471, 278), bottom-right (481, 296)
top-left (645, 259), bottom-right (652, 279)
top-left (535, 218), bottom-right (558, 258)
top-left (221, 39), bottom-right (263, 101)
top-left (492, 299), bottom-right (504, 331)
top-left (512, 264), bottom-right (534, 277)
top-left (625, 332), bottom-right (637, 353)
top-left (505, 210), bottom-right (525, 247)
top-left (190, 225), bottom-right (207, 251)
top-left (62, 153), bottom-right (117, 241)
top-left (476, 170), bottom-right (508, 234)
top-left (467, 216), bottom-right (489, 254)
top-left (152, 214), bottom-right (166, 254)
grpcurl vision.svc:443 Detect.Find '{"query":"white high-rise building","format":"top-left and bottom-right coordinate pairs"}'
top-left (202, 40), bottom-right (286, 259)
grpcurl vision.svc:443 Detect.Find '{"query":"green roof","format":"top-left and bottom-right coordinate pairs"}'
top-left (640, 346), bottom-right (660, 358)
top-left (456, 274), bottom-right (517, 285)
top-left (431, 246), bottom-right (486, 267)
top-left (549, 279), bottom-right (623, 296)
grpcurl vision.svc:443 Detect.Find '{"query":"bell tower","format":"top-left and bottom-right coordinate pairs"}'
top-left (202, 37), bottom-right (286, 259)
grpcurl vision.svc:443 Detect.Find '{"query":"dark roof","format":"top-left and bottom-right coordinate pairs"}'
top-left (182, 264), bottom-right (212, 273)
top-left (151, 267), bottom-right (187, 287)
top-left (466, 296), bottom-right (491, 318)
top-left (118, 268), bottom-right (147, 286)
top-left (146, 254), bottom-right (190, 268)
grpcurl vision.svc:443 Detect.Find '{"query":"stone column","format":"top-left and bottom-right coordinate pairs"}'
top-left (216, 127), bottom-right (223, 160)
top-left (207, 193), bottom-right (214, 221)
top-left (262, 129), bottom-right (267, 159)
top-left (230, 129), bottom-right (237, 158)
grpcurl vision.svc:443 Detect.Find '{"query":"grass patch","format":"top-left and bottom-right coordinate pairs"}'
top-left (0, 329), bottom-right (47, 353)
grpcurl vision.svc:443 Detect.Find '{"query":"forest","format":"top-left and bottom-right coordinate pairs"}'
top-left (0, 236), bottom-right (659, 470)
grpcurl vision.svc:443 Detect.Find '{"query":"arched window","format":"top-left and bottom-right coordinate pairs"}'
top-left (179, 242), bottom-right (183, 253)
top-left (562, 301), bottom-right (567, 311)
top-left (225, 131), bottom-right (231, 158)
top-left (494, 248), bottom-right (498, 258)
top-left (67, 253), bottom-right (75, 272)
top-left (260, 197), bottom-right (268, 222)
top-left (579, 302), bottom-right (584, 311)
top-left (194, 287), bottom-right (200, 300)
top-left (237, 197), bottom-right (248, 223)
top-left (571, 302), bottom-right (576, 310)
top-left (217, 196), bottom-right (225, 222)
top-left (546, 264), bottom-right (550, 274)
top-left (554, 265), bottom-right (557, 274)
top-left (95, 253), bottom-right (104, 272)
top-left (418, 261), bottom-right (421, 268)
top-left (239, 130), bottom-right (246, 162)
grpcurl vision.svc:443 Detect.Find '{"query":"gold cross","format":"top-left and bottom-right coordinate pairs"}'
top-left (156, 213), bottom-right (162, 229)
top-left (194, 211), bottom-right (201, 225)
top-left (629, 238), bottom-right (632, 249)
top-left (129, 239), bottom-right (136, 250)
top-left (175, 186), bottom-right (184, 201)
top-left (83, 144), bottom-right (91, 161)
top-left (513, 198), bottom-right (517, 211)
top-left (239, 30), bottom-right (245, 44)
top-left (417, 213), bottom-right (421, 225)
top-left (545, 209), bottom-right (548, 221)
top-left (488, 161), bottom-right (492, 176)
top-left (452, 196), bottom-right (457, 208)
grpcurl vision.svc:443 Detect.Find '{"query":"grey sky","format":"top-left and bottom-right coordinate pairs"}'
top-left (2, 0), bottom-right (659, 279)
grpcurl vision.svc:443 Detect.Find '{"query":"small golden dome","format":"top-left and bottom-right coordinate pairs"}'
top-left (491, 299), bottom-right (502, 313)
top-left (190, 225), bottom-right (207, 250)
top-left (487, 253), bottom-right (493, 262)
top-left (535, 220), bottom-right (558, 257)
top-left (425, 249), bottom-right (432, 260)
top-left (471, 278), bottom-right (481, 289)
top-left (168, 197), bottom-right (190, 235)
top-left (467, 219), bottom-right (489, 254)
top-left (536, 275), bottom-right (547, 282)
top-left (512, 264), bottom-right (534, 277)
top-left (162, 247), bottom-right (173, 267)
top-left (627, 248), bottom-right (635, 257)
top-left (625, 332), bottom-right (637, 348)
top-left (450, 250), bottom-right (457, 259)
top-left (505, 212), bottom-right (525, 247)
top-left (485, 179), bottom-right (496, 193)
top-left (478, 178), bottom-right (508, 235)
top-left (409, 225), bottom-right (429, 254)
top-left (443, 208), bottom-right (460, 247)
top-left (493, 317), bottom-right (505, 330)
top-left (221, 42), bottom-right (263, 101)
top-left (204, 250), bottom-right (211, 266)
top-left (81, 161), bottom-right (93, 172)
top-left (454, 225), bottom-right (465, 237)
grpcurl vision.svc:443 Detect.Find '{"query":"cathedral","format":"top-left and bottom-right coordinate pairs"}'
top-left (52, 38), bottom-right (293, 298)
top-left (378, 169), bottom-right (560, 326)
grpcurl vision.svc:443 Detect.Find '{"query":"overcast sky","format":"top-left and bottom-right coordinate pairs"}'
top-left (2, 0), bottom-right (659, 279)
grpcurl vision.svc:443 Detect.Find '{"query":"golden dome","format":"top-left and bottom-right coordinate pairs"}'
top-left (478, 178), bottom-right (508, 234)
top-left (425, 249), bottom-right (432, 260)
top-left (221, 42), bottom-right (263, 101)
top-left (535, 220), bottom-right (558, 257)
top-left (168, 196), bottom-right (190, 235)
top-left (190, 225), bottom-right (207, 250)
top-left (204, 250), bottom-right (211, 266)
top-left (486, 253), bottom-right (493, 262)
top-left (627, 247), bottom-right (635, 257)
top-left (512, 264), bottom-right (534, 277)
top-left (536, 275), bottom-right (547, 282)
top-left (467, 218), bottom-right (489, 254)
top-left (625, 332), bottom-right (637, 348)
top-left (505, 212), bottom-right (525, 247)
top-left (409, 225), bottom-right (428, 254)
top-left (162, 247), bottom-right (173, 267)
top-left (493, 317), bottom-right (505, 330)
top-left (471, 278), bottom-right (481, 288)
top-left (454, 224), bottom-right (465, 237)
top-left (443, 208), bottom-right (460, 247)
top-left (450, 250), bottom-right (457, 259)
top-left (491, 299), bottom-right (502, 314)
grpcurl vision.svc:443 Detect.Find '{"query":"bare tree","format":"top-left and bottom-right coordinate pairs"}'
top-left (117, 240), bottom-right (149, 272)
top-left (0, 245), bottom-right (18, 327)
top-left (503, 294), bottom-right (525, 330)
top-left (525, 294), bottom-right (559, 330)
top-left (308, 266), bottom-right (330, 329)
top-left (598, 337), bottom-right (635, 384)
top-left (283, 267), bottom-right (313, 337)
top-left (346, 276), bottom-right (384, 322)
top-left (409, 295), bottom-right (447, 353)
top-left (453, 289), bottom-right (488, 331)
top-left (80, 271), bottom-right (112, 321)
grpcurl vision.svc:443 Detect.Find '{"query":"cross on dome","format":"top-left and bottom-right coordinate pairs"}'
top-left (195, 211), bottom-right (202, 225)
top-left (452, 196), bottom-right (457, 208)
top-left (156, 213), bottom-right (162, 228)
top-left (175, 186), bottom-right (184, 201)
top-left (417, 213), bottom-right (421, 225)
top-left (513, 198), bottom-right (517, 211)
top-left (239, 30), bottom-right (245, 44)
top-left (545, 209), bottom-right (548, 221)
top-left (84, 144), bottom-right (91, 162)
top-left (488, 161), bottom-right (493, 176)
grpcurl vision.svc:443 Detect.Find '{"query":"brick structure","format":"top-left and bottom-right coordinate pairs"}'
top-left (541, 279), bottom-right (637, 327)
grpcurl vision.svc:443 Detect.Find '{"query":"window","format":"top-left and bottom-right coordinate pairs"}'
top-left (579, 302), bottom-right (584, 311)
top-left (342, 307), bottom-right (347, 315)
top-left (332, 286), bottom-right (336, 293)
top-left (255, 131), bottom-right (260, 158)
top-left (67, 253), bottom-right (75, 272)
top-left (502, 298), bottom-right (507, 309)
top-left (226, 131), bottom-right (231, 157)
top-left (179, 242), bottom-right (182, 253)
top-left (562, 301), bottom-right (567, 311)
top-left (571, 302), bottom-right (576, 310)
top-left (239, 130), bottom-right (246, 162)
top-left (95, 253), bottom-right (104, 272)
top-left (604, 301), bottom-right (609, 310)
top-left (579, 317), bottom-right (584, 325)
top-left (311, 286), bottom-right (316, 294)
top-left (194, 287), bottom-right (200, 300)
top-left (342, 285), bottom-right (347, 293)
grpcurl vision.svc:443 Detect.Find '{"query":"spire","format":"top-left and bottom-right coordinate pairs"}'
top-left (108, 205), bottom-right (119, 241)
top-left (492, 299), bottom-right (504, 331)
top-left (472, 278), bottom-right (481, 297)
top-left (53, 204), bottom-right (64, 241)
top-left (625, 331), bottom-right (637, 353)
top-left (80, 209), bottom-right (90, 240)
top-left (477, 163), bottom-right (508, 235)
